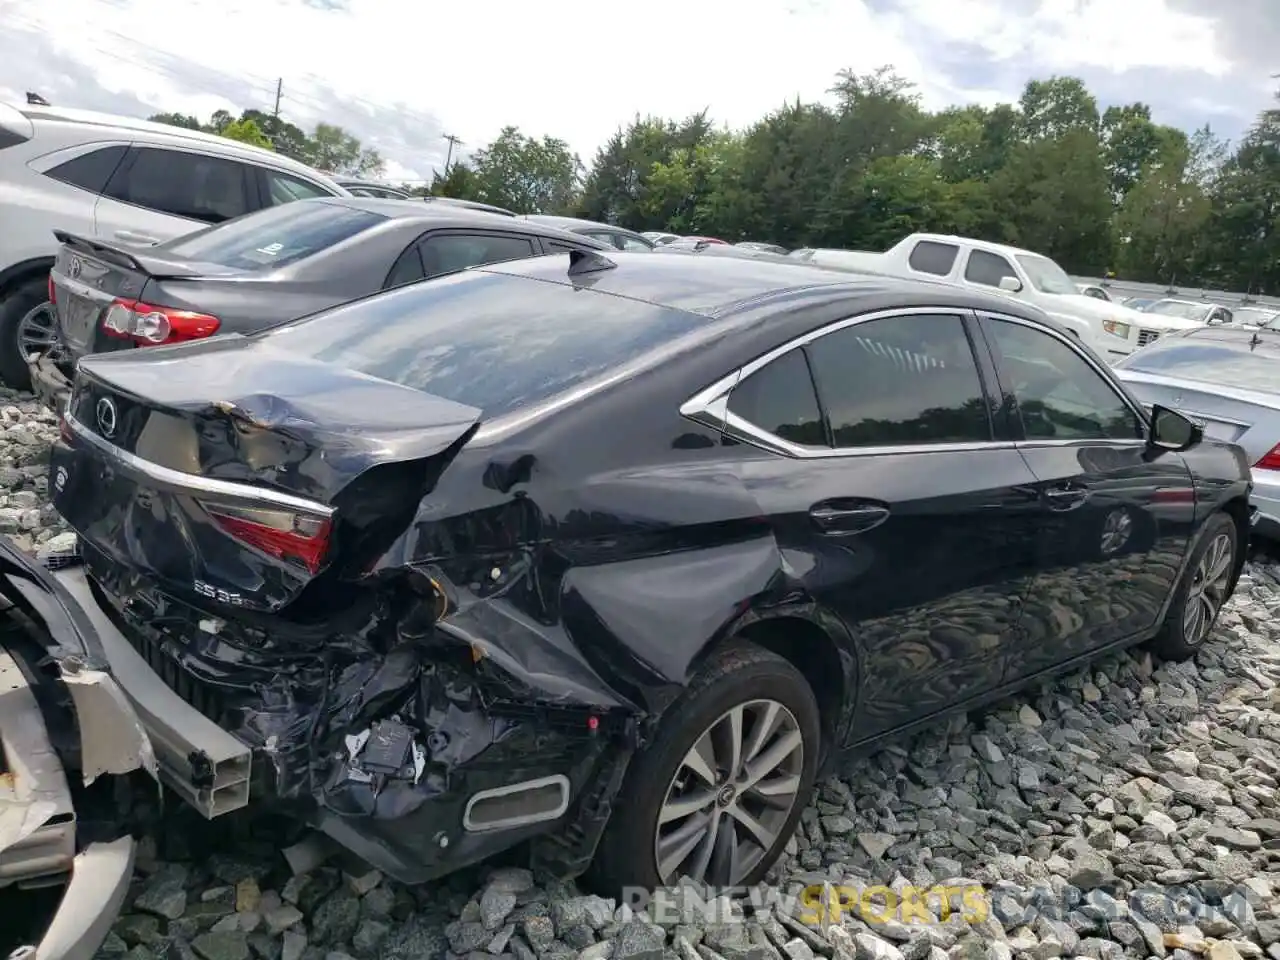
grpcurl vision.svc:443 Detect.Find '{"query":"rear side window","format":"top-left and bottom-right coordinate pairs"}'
top-left (419, 234), bottom-right (537, 278)
top-left (161, 201), bottom-right (385, 270)
top-left (385, 244), bottom-right (425, 288)
top-left (727, 348), bottom-right (826, 446)
top-left (806, 313), bottom-right (991, 448)
top-left (45, 145), bottom-right (127, 193)
top-left (260, 270), bottom-right (706, 418)
top-left (105, 147), bottom-right (253, 224)
top-left (907, 240), bottom-right (958, 276)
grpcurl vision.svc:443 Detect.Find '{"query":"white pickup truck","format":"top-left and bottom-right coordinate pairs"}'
top-left (795, 234), bottom-right (1203, 360)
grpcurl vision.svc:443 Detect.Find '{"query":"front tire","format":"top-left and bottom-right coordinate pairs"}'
top-left (1150, 512), bottom-right (1238, 661)
top-left (0, 277), bottom-right (54, 390)
top-left (588, 642), bottom-right (820, 894)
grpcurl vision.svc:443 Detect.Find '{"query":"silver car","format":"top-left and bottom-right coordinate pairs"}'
top-left (1113, 325), bottom-right (1280, 539)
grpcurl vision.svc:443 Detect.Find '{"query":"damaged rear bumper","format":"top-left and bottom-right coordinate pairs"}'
top-left (8, 541), bottom-right (637, 885)
top-left (0, 546), bottom-right (157, 960)
top-left (27, 355), bottom-right (73, 413)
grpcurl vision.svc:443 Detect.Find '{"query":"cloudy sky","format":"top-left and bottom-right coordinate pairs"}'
top-left (0, 0), bottom-right (1273, 183)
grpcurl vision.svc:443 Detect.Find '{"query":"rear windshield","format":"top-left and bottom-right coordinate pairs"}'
top-left (258, 268), bottom-right (706, 418)
top-left (1116, 331), bottom-right (1280, 394)
top-left (160, 200), bottom-right (385, 271)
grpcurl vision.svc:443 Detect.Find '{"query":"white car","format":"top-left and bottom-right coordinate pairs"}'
top-left (0, 102), bottom-right (349, 389)
top-left (1137, 298), bottom-right (1234, 327)
top-left (1076, 283), bottom-right (1111, 301)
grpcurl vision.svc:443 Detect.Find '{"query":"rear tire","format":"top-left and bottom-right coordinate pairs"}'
top-left (1149, 512), bottom-right (1238, 662)
top-left (0, 277), bottom-right (51, 390)
top-left (587, 642), bottom-right (820, 894)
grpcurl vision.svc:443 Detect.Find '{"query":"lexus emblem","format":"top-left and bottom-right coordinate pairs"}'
top-left (67, 257), bottom-right (82, 280)
top-left (95, 397), bottom-right (118, 438)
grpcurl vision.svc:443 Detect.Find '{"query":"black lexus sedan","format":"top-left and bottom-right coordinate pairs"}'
top-left (40, 249), bottom-right (1251, 894)
top-left (31, 197), bottom-right (608, 407)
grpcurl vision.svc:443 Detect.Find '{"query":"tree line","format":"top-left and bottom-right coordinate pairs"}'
top-left (152, 68), bottom-right (1280, 294)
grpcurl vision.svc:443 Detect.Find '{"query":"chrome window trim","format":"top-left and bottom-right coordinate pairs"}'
top-left (63, 410), bottom-right (335, 516)
top-left (680, 306), bottom-right (1006, 460)
top-left (975, 309), bottom-right (1150, 440)
top-left (680, 305), bottom-right (1155, 461)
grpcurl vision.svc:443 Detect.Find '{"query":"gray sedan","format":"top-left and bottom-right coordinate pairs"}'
top-left (1113, 325), bottom-right (1280, 540)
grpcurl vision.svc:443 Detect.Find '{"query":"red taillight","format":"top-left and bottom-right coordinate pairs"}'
top-left (1255, 444), bottom-right (1280, 471)
top-left (100, 298), bottom-right (220, 345)
top-left (203, 503), bottom-right (332, 575)
top-left (47, 274), bottom-right (56, 304)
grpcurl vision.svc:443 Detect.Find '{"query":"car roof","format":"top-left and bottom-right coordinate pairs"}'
top-left (481, 249), bottom-right (1061, 323)
top-left (308, 197), bottom-right (611, 245)
top-left (524, 214), bottom-right (642, 234)
top-left (17, 102), bottom-right (336, 182)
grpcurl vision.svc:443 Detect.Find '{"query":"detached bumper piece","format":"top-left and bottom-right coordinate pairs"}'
top-left (0, 648), bottom-right (136, 960)
top-left (27, 356), bottom-right (72, 413)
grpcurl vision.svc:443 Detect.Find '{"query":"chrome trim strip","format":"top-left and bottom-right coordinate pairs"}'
top-left (462, 774), bottom-right (570, 832)
top-left (680, 304), bottom-right (1156, 460)
top-left (63, 411), bottom-right (335, 516)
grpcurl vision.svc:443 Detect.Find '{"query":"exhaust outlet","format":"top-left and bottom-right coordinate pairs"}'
top-left (462, 774), bottom-right (570, 832)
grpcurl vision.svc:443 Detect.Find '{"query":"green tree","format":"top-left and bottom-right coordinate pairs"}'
top-left (308, 123), bottom-right (384, 177)
top-left (148, 111), bottom-right (202, 130)
top-left (470, 126), bottom-right (582, 214)
top-left (219, 117), bottom-right (274, 150)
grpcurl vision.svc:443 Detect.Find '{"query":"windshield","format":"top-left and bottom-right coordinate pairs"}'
top-left (1014, 254), bottom-right (1076, 295)
top-left (161, 200), bottom-right (384, 271)
top-left (1142, 300), bottom-right (1212, 321)
top-left (1115, 330), bottom-right (1280, 394)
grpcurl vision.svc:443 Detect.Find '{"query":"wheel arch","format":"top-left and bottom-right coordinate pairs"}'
top-left (0, 256), bottom-right (55, 298)
top-left (1220, 494), bottom-right (1251, 588)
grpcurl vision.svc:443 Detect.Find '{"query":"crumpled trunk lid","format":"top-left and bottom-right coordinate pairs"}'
top-left (50, 336), bottom-right (482, 612)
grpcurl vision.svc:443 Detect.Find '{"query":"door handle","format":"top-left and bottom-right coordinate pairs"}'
top-left (1044, 485), bottom-right (1090, 511)
top-left (809, 500), bottom-right (890, 535)
top-left (114, 230), bottom-right (159, 245)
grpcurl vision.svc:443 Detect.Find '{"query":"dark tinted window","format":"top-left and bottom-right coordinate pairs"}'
top-left (385, 244), bottom-right (425, 288)
top-left (1115, 330), bottom-right (1280, 395)
top-left (265, 170), bottom-right (334, 205)
top-left (420, 234), bottom-right (537, 278)
top-left (727, 349), bottom-right (825, 446)
top-left (45, 145), bottom-right (127, 193)
top-left (161, 201), bottom-right (384, 270)
top-left (964, 249), bottom-right (1018, 287)
top-left (260, 270), bottom-right (706, 417)
top-left (806, 313), bottom-right (991, 448)
top-left (105, 148), bottom-right (253, 223)
top-left (986, 319), bottom-right (1143, 440)
top-left (907, 240), bottom-right (958, 276)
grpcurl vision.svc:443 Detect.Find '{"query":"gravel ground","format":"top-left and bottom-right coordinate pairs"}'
top-left (1, 389), bottom-right (1277, 960)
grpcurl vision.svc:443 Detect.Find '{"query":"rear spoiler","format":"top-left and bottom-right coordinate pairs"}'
top-left (52, 230), bottom-right (205, 280)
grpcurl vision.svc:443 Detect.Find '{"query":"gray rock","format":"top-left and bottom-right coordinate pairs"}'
top-left (612, 920), bottom-right (666, 960)
top-left (134, 864), bottom-right (190, 920)
top-left (192, 932), bottom-right (251, 960)
top-left (482, 886), bottom-right (519, 931)
top-left (1204, 826), bottom-right (1262, 850)
top-left (310, 894), bottom-right (361, 946)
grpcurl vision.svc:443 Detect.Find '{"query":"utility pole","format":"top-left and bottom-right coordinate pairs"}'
top-left (442, 133), bottom-right (462, 174)
top-left (272, 78), bottom-right (283, 119)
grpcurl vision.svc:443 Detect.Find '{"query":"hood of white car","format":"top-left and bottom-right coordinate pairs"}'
top-left (1050, 294), bottom-right (1145, 323)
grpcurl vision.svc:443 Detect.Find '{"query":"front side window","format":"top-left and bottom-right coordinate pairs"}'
top-left (806, 313), bottom-right (991, 448)
top-left (618, 235), bottom-right (654, 251)
top-left (105, 148), bottom-right (253, 223)
top-left (985, 319), bottom-right (1144, 441)
top-left (907, 241), bottom-right (959, 276)
top-left (726, 348), bottom-right (826, 447)
top-left (419, 233), bottom-right (537, 278)
top-left (1014, 254), bottom-right (1076, 294)
top-left (964, 250), bottom-right (1019, 288)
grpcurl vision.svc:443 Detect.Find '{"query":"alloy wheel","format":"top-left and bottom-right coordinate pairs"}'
top-left (1182, 532), bottom-right (1234, 647)
top-left (16, 303), bottom-right (57, 363)
top-left (654, 698), bottom-right (804, 887)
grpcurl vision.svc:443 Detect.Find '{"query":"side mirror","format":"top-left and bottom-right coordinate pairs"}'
top-left (998, 275), bottom-right (1023, 293)
top-left (1148, 404), bottom-right (1201, 452)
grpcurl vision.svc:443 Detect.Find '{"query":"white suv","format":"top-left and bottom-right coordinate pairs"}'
top-left (0, 102), bottom-right (350, 389)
